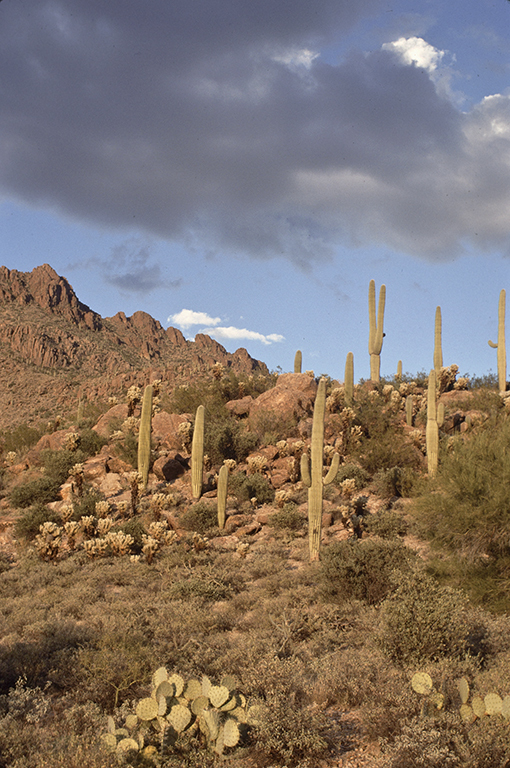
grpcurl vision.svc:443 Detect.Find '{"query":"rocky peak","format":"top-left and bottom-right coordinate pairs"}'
top-left (0, 264), bottom-right (102, 330)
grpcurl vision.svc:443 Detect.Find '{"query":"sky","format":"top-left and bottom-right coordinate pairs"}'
top-left (1, 0), bottom-right (510, 382)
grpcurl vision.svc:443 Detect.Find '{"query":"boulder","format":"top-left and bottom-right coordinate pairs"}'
top-left (249, 374), bottom-right (317, 427)
top-left (153, 452), bottom-right (189, 482)
top-left (93, 404), bottom-right (129, 438)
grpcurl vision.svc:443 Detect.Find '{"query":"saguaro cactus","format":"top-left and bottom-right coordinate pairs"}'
top-left (294, 350), bottom-right (302, 374)
top-left (217, 464), bottom-right (229, 529)
top-left (138, 385), bottom-right (153, 491)
top-left (368, 280), bottom-right (386, 382)
top-left (301, 377), bottom-right (340, 561)
top-left (191, 405), bottom-right (205, 499)
top-left (426, 370), bottom-right (439, 476)
top-left (434, 306), bottom-right (443, 377)
top-left (488, 289), bottom-right (507, 395)
top-left (344, 352), bottom-right (354, 405)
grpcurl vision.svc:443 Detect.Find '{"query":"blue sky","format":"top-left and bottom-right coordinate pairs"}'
top-left (1, 0), bottom-right (510, 382)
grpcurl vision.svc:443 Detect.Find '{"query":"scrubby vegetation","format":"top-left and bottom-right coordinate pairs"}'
top-left (0, 363), bottom-right (510, 767)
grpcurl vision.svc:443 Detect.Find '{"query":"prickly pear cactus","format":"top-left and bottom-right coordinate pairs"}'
top-left (102, 667), bottom-right (252, 759)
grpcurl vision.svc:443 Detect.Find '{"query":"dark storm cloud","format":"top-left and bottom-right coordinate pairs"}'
top-left (1, 0), bottom-right (510, 262)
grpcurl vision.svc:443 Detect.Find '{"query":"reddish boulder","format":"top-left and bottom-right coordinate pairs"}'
top-left (249, 374), bottom-right (317, 427)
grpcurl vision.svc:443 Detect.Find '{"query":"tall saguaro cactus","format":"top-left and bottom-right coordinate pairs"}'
top-left (294, 350), bottom-right (302, 374)
top-left (191, 405), bottom-right (205, 499)
top-left (426, 370), bottom-right (439, 476)
top-left (301, 377), bottom-right (340, 561)
top-left (488, 289), bottom-right (507, 396)
top-left (345, 352), bottom-right (354, 405)
top-left (138, 384), bottom-right (153, 491)
top-left (217, 464), bottom-right (229, 530)
top-left (368, 280), bottom-right (386, 382)
top-left (434, 306), bottom-right (443, 377)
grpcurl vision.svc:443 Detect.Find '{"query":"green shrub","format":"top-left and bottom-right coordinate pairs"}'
top-left (249, 409), bottom-right (299, 444)
top-left (14, 504), bottom-right (62, 540)
top-left (268, 504), bottom-right (304, 531)
top-left (179, 502), bottom-right (218, 534)
top-left (205, 417), bottom-right (258, 465)
top-left (0, 423), bottom-right (44, 455)
top-left (333, 463), bottom-right (371, 489)
top-left (72, 490), bottom-right (104, 520)
top-left (41, 449), bottom-right (87, 484)
top-left (77, 429), bottom-right (107, 457)
top-left (113, 431), bottom-right (138, 468)
top-left (365, 510), bottom-right (409, 539)
top-left (228, 472), bottom-right (275, 504)
top-left (379, 570), bottom-right (470, 664)
top-left (118, 517), bottom-right (147, 553)
top-left (372, 466), bottom-right (417, 498)
top-left (10, 477), bottom-right (62, 509)
top-left (320, 539), bottom-right (416, 605)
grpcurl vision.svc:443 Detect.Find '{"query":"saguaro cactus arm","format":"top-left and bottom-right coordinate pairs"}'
top-left (368, 280), bottom-right (386, 382)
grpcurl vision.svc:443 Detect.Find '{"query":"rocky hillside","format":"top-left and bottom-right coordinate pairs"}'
top-left (0, 264), bottom-right (268, 429)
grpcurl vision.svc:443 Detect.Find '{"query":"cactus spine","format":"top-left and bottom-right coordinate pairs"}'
top-left (301, 377), bottom-right (340, 561)
top-left (426, 370), bottom-right (439, 476)
top-left (217, 464), bottom-right (228, 529)
top-left (434, 306), bottom-right (443, 376)
top-left (344, 352), bottom-right (354, 405)
top-left (294, 350), bottom-right (302, 373)
top-left (138, 384), bottom-right (153, 491)
top-left (368, 280), bottom-right (386, 382)
top-left (191, 405), bottom-right (205, 500)
top-left (488, 289), bottom-right (507, 395)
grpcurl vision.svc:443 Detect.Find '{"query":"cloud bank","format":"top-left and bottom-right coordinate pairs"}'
top-left (169, 309), bottom-right (284, 345)
top-left (1, 0), bottom-right (510, 263)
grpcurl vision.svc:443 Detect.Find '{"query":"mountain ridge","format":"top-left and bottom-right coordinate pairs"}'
top-left (0, 264), bottom-right (269, 428)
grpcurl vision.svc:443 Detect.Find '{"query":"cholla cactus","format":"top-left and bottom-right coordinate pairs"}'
top-left (63, 521), bottom-right (80, 550)
top-left (349, 425), bottom-right (363, 449)
top-left (116, 500), bottom-right (130, 518)
top-left (79, 515), bottom-right (97, 537)
top-left (110, 430), bottom-right (125, 441)
top-left (203, 454), bottom-right (212, 472)
top-left (437, 364), bottom-right (459, 394)
top-left (126, 385), bottom-right (142, 417)
top-left (108, 396), bottom-right (118, 407)
top-left (106, 531), bottom-right (134, 556)
top-left (326, 387), bottom-right (345, 412)
top-left (128, 471), bottom-right (143, 513)
top-left (97, 517), bottom-right (114, 537)
top-left (454, 376), bottom-right (470, 390)
top-left (368, 389), bottom-right (380, 402)
top-left (224, 459), bottom-right (237, 472)
top-left (275, 490), bottom-right (292, 508)
top-left (191, 532), bottom-right (209, 551)
top-left (122, 416), bottom-right (139, 434)
top-left (211, 362), bottom-right (225, 380)
top-left (82, 538), bottom-right (108, 558)
top-left (340, 478), bottom-right (357, 499)
top-left (288, 456), bottom-right (300, 483)
top-left (64, 432), bottom-right (80, 451)
top-left (5, 451), bottom-right (17, 466)
top-left (68, 463), bottom-right (84, 497)
top-left (382, 384), bottom-right (394, 402)
top-left (35, 522), bottom-right (62, 561)
top-left (177, 421), bottom-right (193, 452)
top-left (289, 440), bottom-right (306, 457)
top-left (390, 389), bottom-right (402, 409)
top-left (60, 502), bottom-right (74, 523)
top-left (147, 521), bottom-right (177, 545)
top-left (95, 500), bottom-right (110, 518)
top-left (236, 542), bottom-right (250, 558)
top-left (276, 440), bottom-right (289, 457)
top-left (142, 534), bottom-right (159, 564)
top-left (247, 455), bottom-right (267, 475)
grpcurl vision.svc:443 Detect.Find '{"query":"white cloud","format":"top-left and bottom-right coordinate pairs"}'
top-left (168, 309), bottom-right (221, 329)
top-left (382, 36), bottom-right (444, 73)
top-left (202, 326), bottom-right (285, 345)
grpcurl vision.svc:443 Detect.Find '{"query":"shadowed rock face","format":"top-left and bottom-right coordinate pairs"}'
top-left (0, 264), bottom-right (269, 428)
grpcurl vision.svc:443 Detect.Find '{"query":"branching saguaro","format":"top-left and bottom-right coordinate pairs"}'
top-left (368, 279), bottom-right (386, 382)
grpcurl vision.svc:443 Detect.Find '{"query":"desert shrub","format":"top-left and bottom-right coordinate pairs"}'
top-left (365, 509), bottom-right (409, 539)
top-left (379, 570), bottom-right (471, 664)
top-left (228, 471), bottom-right (275, 504)
top-left (118, 518), bottom-right (147, 553)
top-left (0, 423), bottom-right (44, 455)
top-left (249, 409), bottom-right (299, 444)
top-left (268, 504), bottom-right (304, 531)
top-left (333, 463), bottom-right (371, 489)
top-left (179, 502), bottom-right (217, 534)
top-left (204, 416), bottom-right (258, 465)
top-left (168, 576), bottom-right (235, 602)
top-left (14, 503), bottom-right (62, 540)
top-left (372, 466), bottom-right (417, 498)
top-left (41, 449), bottom-right (87, 484)
top-left (10, 478), bottom-right (62, 509)
top-left (170, 372), bottom-right (276, 418)
top-left (76, 429), bottom-right (107, 457)
top-left (320, 539), bottom-right (416, 605)
top-left (113, 431), bottom-right (138, 468)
